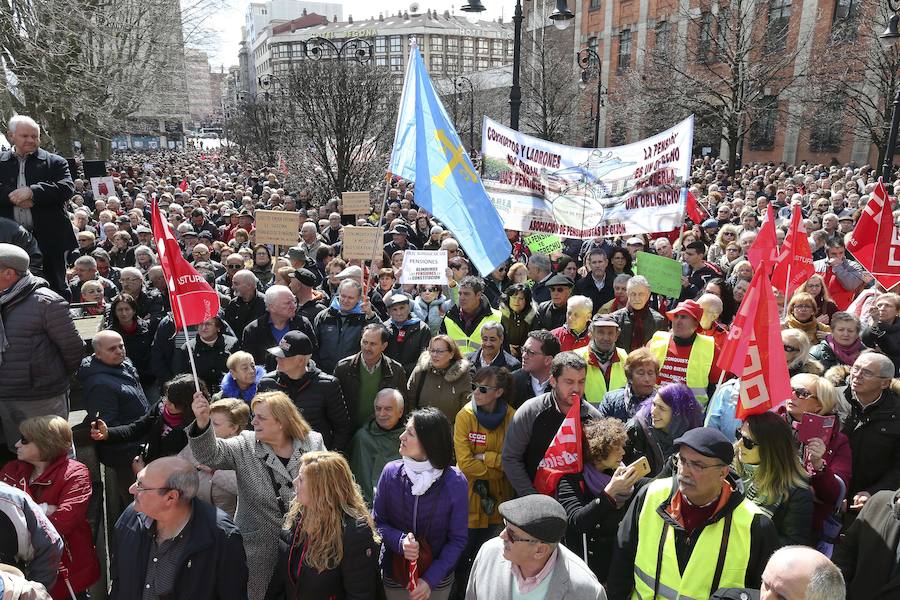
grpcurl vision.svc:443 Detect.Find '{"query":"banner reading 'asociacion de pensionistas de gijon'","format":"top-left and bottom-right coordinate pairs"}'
top-left (480, 115), bottom-right (694, 239)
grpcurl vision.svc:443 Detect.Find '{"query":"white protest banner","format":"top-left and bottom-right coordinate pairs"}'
top-left (399, 250), bottom-right (448, 285)
top-left (342, 226), bottom-right (384, 260)
top-left (254, 210), bottom-right (300, 246)
top-left (90, 176), bottom-right (117, 199)
top-left (341, 191), bottom-right (372, 215)
top-left (480, 115), bottom-right (694, 238)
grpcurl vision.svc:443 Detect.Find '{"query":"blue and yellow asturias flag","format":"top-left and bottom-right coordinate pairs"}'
top-left (389, 39), bottom-right (510, 276)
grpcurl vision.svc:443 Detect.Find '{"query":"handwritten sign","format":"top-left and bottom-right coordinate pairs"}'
top-left (400, 250), bottom-right (449, 285)
top-left (634, 251), bottom-right (683, 298)
top-left (90, 176), bottom-right (117, 200)
top-left (342, 226), bottom-right (384, 260)
top-left (341, 191), bottom-right (372, 215)
top-left (524, 233), bottom-right (563, 255)
top-left (254, 210), bottom-right (300, 246)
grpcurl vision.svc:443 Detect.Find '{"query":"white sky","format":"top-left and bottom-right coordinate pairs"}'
top-left (203, 0), bottom-right (506, 69)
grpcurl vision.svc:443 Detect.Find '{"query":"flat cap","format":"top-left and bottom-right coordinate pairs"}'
top-left (287, 246), bottom-right (307, 262)
top-left (135, 225), bottom-right (152, 234)
top-left (288, 268), bottom-right (317, 288)
top-left (674, 427), bottom-right (734, 465)
top-left (591, 314), bottom-right (620, 328)
top-left (545, 273), bottom-right (575, 288)
top-left (499, 495), bottom-right (567, 543)
top-left (0, 243), bottom-right (30, 273)
top-left (336, 265), bottom-right (364, 280)
top-left (385, 292), bottom-right (411, 307)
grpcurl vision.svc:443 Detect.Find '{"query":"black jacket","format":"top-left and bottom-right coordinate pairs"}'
top-left (103, 400), bottom-right (190, 463)
top-left (224, 291), bottom-right (267, 342)
top-left (174, 334), bottom-right (240, 394)
top-left (265, 516), bottom-right (380, 600)
top-left (0, 215), bottom-right (43, 276)
top-left (110, 498), bottom-right (248, 600)
top-left (242, 313), bottom-right (317, 372)
top-left (834, 488), bottom-right (900, 599)
top-left (314, 307), bottom-right (382, 374)
top-left (257, 366), bottom-right (352, 453)
top-left (606, 477), bottom-right (780, 600)
top-left (482, 275), bottom-right (509, 309)
top-left (510, 368), bottom-right (550, 409)
top-left (842, 385), bottom-right (900, 498)
top-left (610, 306), bottom-right (668, 351)
top-left (575, 274), bottom-right (615, 314)
top-left (861, 319), bottom-right (900, 376)
top-left (110, 318), bottom-right (156, 388)
top-left (465, 348), bottom-right (521, 375)
top-left (333, 353), bottom-right (408, 431)
top-left (134, 288), bottom-right (167, 327)
top-left (384, 318), bottom-right (432, 375)
top-left (534, 300), bottom-right (567, 331)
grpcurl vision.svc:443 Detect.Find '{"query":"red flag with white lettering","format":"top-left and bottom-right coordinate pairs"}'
top-left (747, 204), bottom-right (779, 274)
top-left (771, 204), bottom-right (815, 297)
top-left (533, 397), bottom-right (583, 495)
top-left (151, 200), bottom-right (220, 329)
top-left (717, 266), bottom-right (791, 419)
top-left (686, 190), bottom-right (709, 224)
top-left (847, 178), bottom-right (900, 291)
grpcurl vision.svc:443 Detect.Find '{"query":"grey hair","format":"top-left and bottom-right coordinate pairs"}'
top-left (338, 277), bottom-right (363, 297)
top-left (162, 459), bottom-right (200, 503)
top-left (133, 245), bottom-right (153, 258)
top-left (613, 273), bottom-right (632, 286)
top-left (529, 253), bottom-right (551, 274)
top-left (74, 255), bottom-right (97, 269)
top-left (566, 294), bottom-right (593, 313)
top-left (480, 320), bottom-right (505, 338)
top-left (459, 275), bottom-right (484, 294)
top-left (804, 559), bottom-right (845, 600)
top-left (627, 275), bottom-right (651, 292)
top-left (375, 388), bottom-right (404, 412)
top-left (264, 284), bottom-right (293, 308)
top-left (857, 351), bottom-right (896, 378)
top-left (119, 266), bottom-right (143, 280)
top-left (8, 115), bottom-right (40, 134)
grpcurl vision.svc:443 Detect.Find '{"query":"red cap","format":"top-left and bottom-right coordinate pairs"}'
top-left (665, 300), bottom-right (704, 324)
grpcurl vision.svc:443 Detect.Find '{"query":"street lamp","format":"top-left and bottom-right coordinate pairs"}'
top-left (462, 0), bottom-right (575, 131)
top-left (576, 47), bottom-right (605, 148)
top-left (882, 1), bottom-right (900, 183)
top-left (455, 76), bottom-right (476, 152)
top-left (300, 37), bottom-right (374, 63)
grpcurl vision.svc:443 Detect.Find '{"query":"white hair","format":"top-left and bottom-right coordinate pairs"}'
top-left (375, 388), bottom-right (404, 412)
top-left (566, 295), bottom-right (593, 313)
top-left (627, 275), bottom-right (651, 292)
top-left (8, 115), bottom-right (40, 135)
top-left (264, 284), bottom-right (292, 308)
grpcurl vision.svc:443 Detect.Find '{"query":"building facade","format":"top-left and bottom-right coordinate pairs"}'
top-left (185, 49), bottom-right (216, 122)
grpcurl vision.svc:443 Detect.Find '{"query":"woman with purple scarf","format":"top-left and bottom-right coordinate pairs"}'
top-left (810, 311), bottom-right (864, 370)
top-left (556, 417), bottom-right (644, 582)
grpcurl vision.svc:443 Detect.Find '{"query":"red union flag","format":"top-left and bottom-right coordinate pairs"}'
top-left (151, 200), bottom-right (220, 329)
top-left (847, 178), bottom-right (900, 291)
top-left (686, 190), bottom-right (709, 224)
top-left (534, 397), bottom-right (583, 495)
top-left (747, 204), bottom-right (779, 274)
top-left (717, 266), bottom-right (791, 419)
top-left (771, 204), bottom-right (815, 297)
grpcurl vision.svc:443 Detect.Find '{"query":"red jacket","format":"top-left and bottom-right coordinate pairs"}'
top-left (0, 455), bottom-right (100, 598)
top-left (551, 325), bottom-right (590, 352)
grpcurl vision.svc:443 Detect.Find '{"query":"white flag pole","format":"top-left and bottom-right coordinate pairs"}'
top-left (176, 295), bottom-right (202, 394)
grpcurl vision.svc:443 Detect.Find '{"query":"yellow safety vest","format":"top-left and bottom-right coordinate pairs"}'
top-left (646, 332), bottom-right (715, 407)
top-left (443, 309), bottom-right (501, 355)
top-left (632, 478), bottom-right (760, 600)
top-left (575, 346), bottom-right (628, 406)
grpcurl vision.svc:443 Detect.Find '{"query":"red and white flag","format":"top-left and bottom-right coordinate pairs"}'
top-left (151, 200), bottom-right (220, 329)
top-left (771, 204), bottom-right (815, 297)
top-left (746, 204), bottom-right (779, 274)
top-left (847, 178), bottom-right (900, 291)
top-left (278, 154), bottom-right (289, 176)
top-left (717, 266), bottom-right (791, 419)
top-left (686, 190), bottom-right (709, 224)
top-left (533, 396), bottom-right (583, 495)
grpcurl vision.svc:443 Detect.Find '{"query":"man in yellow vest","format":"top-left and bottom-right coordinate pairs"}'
top-left (440, 275), bottom-right (500, 355)
top-left (576, 314), bottom-right (628, 406)
top-left (646, 299), bottom-right (719, 406)
top-left (606, 427), bottom-right (779, 600)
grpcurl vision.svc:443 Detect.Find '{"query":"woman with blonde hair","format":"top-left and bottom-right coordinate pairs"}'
top-left (783, 292), bottom-right (831, 344)
top-left (407, 334), bottom-right (472, 426)
top-left (707, 223), bottom-right (740, 264)
top-left (267, 451), bottom-right (381, 599)
top-left (782, 328), bottom-right (825, 376)
top-left (189, 390), bottom-right (325, 600)
top-left (796, 274), bottom-right (838, 324)
top-left (215, 350), bottom-right (267, 403)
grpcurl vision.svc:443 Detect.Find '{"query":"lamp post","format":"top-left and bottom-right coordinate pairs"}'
top-left (576, 47), bottom-right (604, 148)
top-left (880, 3), bottom-right (900, 183)
top-left (462, 0), bottom-right (573, 131)
top-left (300, 37), bottom-right (374, 63)
top-left (455, 75), bottom-right (475, 152)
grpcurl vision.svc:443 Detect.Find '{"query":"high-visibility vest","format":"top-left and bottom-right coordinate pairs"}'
top-left (443, 310), bottom-right (501, 355)
top-left (576, 346), bottom-right (628, 406)
top-left (632, 478), bottom-right (760, 600)
top-left (647, 332), bottom-right (715, 406)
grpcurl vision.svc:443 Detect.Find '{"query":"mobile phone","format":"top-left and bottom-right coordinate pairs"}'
top-left (628, 456), bottom-right (652, 479)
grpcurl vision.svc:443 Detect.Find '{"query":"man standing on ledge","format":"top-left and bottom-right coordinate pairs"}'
top-left (0, 116), bottom-right (76, 295)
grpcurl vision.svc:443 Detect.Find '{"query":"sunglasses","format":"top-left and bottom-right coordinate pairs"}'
top-left (550, 286), bottom-right (570, 293)
top-left (735, 429), bottom-right (758, 450)
top-left (792, 386), bottom-right (813, 399)
top-left (783, 344), bottom-right (799, 352)
top-left (472, 383), bottom-right (498, 393)
top-left (423, 287), bottom-right (440, 292)
top-left (18, 436), bottom-right (30, 445)
top-left (226, 264), bottom-right (242, 270)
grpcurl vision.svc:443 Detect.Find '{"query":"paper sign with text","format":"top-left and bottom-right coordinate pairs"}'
top-left (634, 251), bottom-right (683, 298)
top-left (524, 233), bottom-right (563, 254)
top-left (254, 210), bottom-right (300, 247)
top-left (90, 176), bottom-right (117, 199)
top-left (341, 191), bottom-right (372, 215)
top-left (342, 226), bottom-right (384, 260)
top-left (400, 250), bottom-right (449, 285)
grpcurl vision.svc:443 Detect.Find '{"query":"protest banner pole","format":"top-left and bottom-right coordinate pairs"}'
top-left (782, 262), bottom-right (793, 321)
top-left (365, 173), bottom-right (392, 296)
top-left (713, 369), bottom-right (728, 397)
top-left (175, 295), bottom-right (202, 394)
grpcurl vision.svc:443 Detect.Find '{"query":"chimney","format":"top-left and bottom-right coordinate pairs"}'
top-left (301, 8), bottom-right (306, 15)
top-left (332, 14), bottom-right (337, 22)
top-left (443, 9), bottom-right (450, 18)
top-left (403, 10), bottom-right (408, 18)
top-left (348, 14), bottom-right (353, 23)
top-left (379, 12), bottom-right (384, 21)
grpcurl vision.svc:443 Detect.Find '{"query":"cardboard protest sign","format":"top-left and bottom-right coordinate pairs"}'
top-left (254, 210), bottom-right (300, 246)
top-left (399, 250), bottom-right (448, 285)
top-left (342, 226), bottom-right (384, 260)
top-left (635, 251), bottom-right (683, 298)
top-left (90, 176), bottom-right (117, 199)
top-left (341, 192), bottom-right (372, 215)
top-left (524, 233), bottom-right (563, 255)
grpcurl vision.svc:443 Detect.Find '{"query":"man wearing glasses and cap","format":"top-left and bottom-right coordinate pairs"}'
top-left (466, 494), bottom-right (606, 599)
top-left (606, 427), bottom-right (779, 600)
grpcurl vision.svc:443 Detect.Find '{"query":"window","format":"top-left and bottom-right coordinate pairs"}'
top-left (491, 58), bottom-right (503, 67)
top-left (390, 56), bottom-right (403, 71)
top-left (492, 39), bottom-right (503, 54)
top-left (390, 36), bottom-right (402, 53)
top-left (697, 11), bottom-right (713, 62)
top-left (764, 0), bottom-right (791, 54)
top-left (463, 56), bottom-right (473, 69)
top-left (447, 55), bottom-right (459, 71)
top-left (655, 21), bottom-right (670, 53)
top-left (507, 41), bottom-right (514, 57)
top-left (292, 43), bottom-right (304, 57)
top-left (448, 37), bottom-right (459, 51)
top-left (463, 37), bottom-right (474, 52)
top-left (749, 95), bottom-right (778, 150)
top-left (832, 0), bottom-right (859, 41)
top-left (590, 0), bottom-right (601, 9)
top-left (376, 56), bottom-right (387, 66)
top-left (477, 57), bottom-right (488, 70)
top-left (431, 36), bottom-right (443, 51)
top-left (478, 39), bottom-right (489, 53)
top-left (716, 9), bottom-right (729, 60)
top-left (375, 36), bottom-right (386, 53)
top-left (617, 29), bottom-right (631, 72)
top-left (431, 55), bottom-right (444, 71)
top-left (588, 36), bottom-right (599, 58)
top-left (610, 121), bottom-right (626, 146)
top-left (809, 101), bottom-right (843, 152)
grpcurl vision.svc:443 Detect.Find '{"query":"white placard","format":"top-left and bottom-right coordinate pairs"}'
top-left (399, 250), bottom-right (448, 285)
top-left (90, 176), bottom-right (117, 200)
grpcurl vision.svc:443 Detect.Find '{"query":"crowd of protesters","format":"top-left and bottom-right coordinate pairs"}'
top-left (7, 112), bottom-right (900, 599)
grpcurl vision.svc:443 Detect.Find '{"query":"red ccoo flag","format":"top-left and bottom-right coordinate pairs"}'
top-left (151, 200), bottom-right (220, 329)
top-left (846, 178), bottom-right (900, 291)
top-left (771, 204), bottom-right (815, 298)
top-left (746, 203), bottom-right (779, 274)
top-left (686, 190), bottom-right (709, 224)
top-left (533, 396), bottom-right (583, 495)
top-left (717, 266), bottom-right (792, 419)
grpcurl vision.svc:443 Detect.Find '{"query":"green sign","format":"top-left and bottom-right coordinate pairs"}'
top-left (635, 251), bottom-right (683, 298)
top-left (524, 233), bottom-right (563, 255)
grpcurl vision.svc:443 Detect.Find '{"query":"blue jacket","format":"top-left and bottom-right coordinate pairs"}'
top-left (372, 460), bottom-right (469, 590)
top-left (110, 498), bottom-right (248, 600)
top-left (314, 306), bottom-right (381, 373)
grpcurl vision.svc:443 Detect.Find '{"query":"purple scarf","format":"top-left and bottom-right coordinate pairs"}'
top-left (825, 334), bottom-right (864, 366)
top-left (582, 463), bottom-right (633, 506)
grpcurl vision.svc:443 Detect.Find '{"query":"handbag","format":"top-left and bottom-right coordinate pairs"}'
top-left (390, 473), bottom-right (444, 585)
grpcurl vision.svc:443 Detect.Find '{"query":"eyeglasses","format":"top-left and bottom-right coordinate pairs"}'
top-left (783, 345), bottom-right (799, 353)
top-left (503, 520), bottom-right (540, 544)
top-left (550, 286), bottom-right (570, 293)
top-left (850, 366), bottom-right (889, 380)
top-left (18, 437), bottom-right (30, 445)
top-left (735, 429), bottom-right (758, 450)
top-left (226, 264), bottom-right (242, 270)
top-left (722, 232), bottom-right (736, 237)
top-left (792, 305), bottom-right (814, 310)
top-left (521, 348), bottom-right (544, 357)
top-left (472, 384), bottom-right (498, 393)
top-left (673, 454), bottom-right (726, 472)
top-left (133, 482), bottom-right (174, 494)
top-left (429, 347), bottom-right (450, 354)
top-left (791, 386), bottom-right (814, 399)
top-left (423, 287), bottom-right (440, 292)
